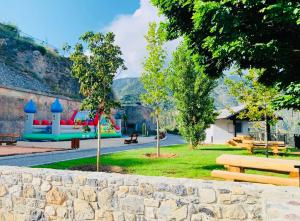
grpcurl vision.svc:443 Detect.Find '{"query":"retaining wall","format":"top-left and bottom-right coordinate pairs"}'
top-left (0, 86), bottom-right (80, 134)
top-left (0, 166), bottom-right (299, 221)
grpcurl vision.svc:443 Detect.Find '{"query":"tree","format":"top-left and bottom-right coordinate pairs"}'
top-left (69, 31), bottom-right (126, 171)
top-left (273, 82), bottom-right (300, 110)
top-left (168, 42), bottom-right (217, 149)
top-left (140, 22), bottom-right (169, 157)
top-left (151, 0), bottom-right (300, 103)
top-left (225, 69), bottom-right (279, 157)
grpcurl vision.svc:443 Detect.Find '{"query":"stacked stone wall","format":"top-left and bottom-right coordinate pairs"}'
top-left (0, 166), bottom-right (299, 221)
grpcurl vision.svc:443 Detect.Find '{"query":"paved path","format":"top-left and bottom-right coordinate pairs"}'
top-left (0, 135), bottom-right (185, 167)
top-left (18, 136), bottom-right (157, 150)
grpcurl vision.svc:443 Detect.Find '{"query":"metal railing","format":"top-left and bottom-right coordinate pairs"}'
top-left (249, 132), bottom-right (288, 144)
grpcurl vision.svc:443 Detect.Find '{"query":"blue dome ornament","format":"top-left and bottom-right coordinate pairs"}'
top-left (51, 98), bottom-right (63, 113)
top-left (24, 100), bottom-right (37, 113)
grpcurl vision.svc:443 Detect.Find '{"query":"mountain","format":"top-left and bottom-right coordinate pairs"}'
top-left (112, 77), bottom-right (238, 109)
top-left (0, 23), bottom-right (79, 98)
top-left (113, 77), bottom-right (145, 105)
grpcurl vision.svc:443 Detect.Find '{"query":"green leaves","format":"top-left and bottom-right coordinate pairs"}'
top-left (140, 22), bottom-right (169, 112)
top-left (273, 82), bottom-right (300, 110)
top-left (225, 68), bottom-right (279, 124)
top-left (152, 0), bottom-right (300, 88)
top-left (69, 31), bottom-right (126, 115)
top-left (168, 42), bottom-right (217, 148)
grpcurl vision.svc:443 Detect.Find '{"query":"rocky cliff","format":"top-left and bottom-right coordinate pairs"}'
top-left (0, 23), bottom-right (79, 98)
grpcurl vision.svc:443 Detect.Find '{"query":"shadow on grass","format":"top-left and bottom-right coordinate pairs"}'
top-left (35, 154), bottom-right (171, 170)
top-left (196, 147), bottom-right (244, 152)
top-left (197, 164), bottom-right (224, 171)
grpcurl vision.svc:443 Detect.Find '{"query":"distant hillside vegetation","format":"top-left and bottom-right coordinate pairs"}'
top-left (113, 77), bottom-right (238, 109)
top-left (0, 23), bottom-right (79, 98)
top-left (113, 77), bottom-right (145, 105)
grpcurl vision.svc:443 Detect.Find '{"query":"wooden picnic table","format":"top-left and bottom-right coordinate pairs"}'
top-left (246, 141), bottom-right (287, 155)
top-left (212, 154), bottom-right (300, 186)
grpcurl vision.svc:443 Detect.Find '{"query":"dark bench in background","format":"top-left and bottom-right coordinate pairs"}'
top-left (0, 134), bottom-right (20, 146)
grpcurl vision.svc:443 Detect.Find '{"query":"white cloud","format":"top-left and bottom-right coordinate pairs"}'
top-left (104, 0), bottom-right (179, 78)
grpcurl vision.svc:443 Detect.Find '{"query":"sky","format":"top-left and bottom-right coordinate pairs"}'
top-left (0, 0), bottom-right (178, 78)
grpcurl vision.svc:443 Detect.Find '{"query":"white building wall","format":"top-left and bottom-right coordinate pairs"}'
top-left (212, 119), bottom-right (235, 144)
top-left (205, 119), bottom-right (250, 144)
top-left (204, 125), bottom-right (214, 144)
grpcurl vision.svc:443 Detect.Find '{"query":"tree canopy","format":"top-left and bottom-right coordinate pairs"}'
top-left (273, 82), bottom-right (300, 110)
top-left (151, 0), bottom-right (300, 87)
top-left (69, 31), bottom-right (126, 114)
top-left (225, 69), bottom-right (279, 123)
top-left (168, 41), bottom-right (217, 148)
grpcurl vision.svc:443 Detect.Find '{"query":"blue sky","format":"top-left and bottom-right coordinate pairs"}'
top-left (0, 0), bottom-right (139, 48)
top-left (0, 0), bottom-right (176, 78)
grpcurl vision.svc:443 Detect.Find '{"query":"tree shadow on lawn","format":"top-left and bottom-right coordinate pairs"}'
top-left (196, 164), bottom-right (225, 171)
top-left (102, 155), bottom-right (174, 167)
top-left (196, 147), bottom-right (244, 152)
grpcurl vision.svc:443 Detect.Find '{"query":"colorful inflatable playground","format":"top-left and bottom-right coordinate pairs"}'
top-left (23, 99), bottom-right (122, 141)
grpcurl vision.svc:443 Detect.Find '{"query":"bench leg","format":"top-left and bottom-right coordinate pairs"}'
top-left (247, 147), bottom-right (253, 154)
top-left (272, 146), bottom-right (279, 157)
top-left (289, 171), bottom-right (299, 178)
top-left (226, 165), bottom-right (245, 173)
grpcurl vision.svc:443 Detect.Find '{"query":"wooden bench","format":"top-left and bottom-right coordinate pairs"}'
top-left (124, 133), bottom-right (138, 144)
top-left (247, 141), bottom-right (287, 155)
top-left (211, 154), bottom-right (300, 186)
top-left (0, 134), bottom-right (20, 146)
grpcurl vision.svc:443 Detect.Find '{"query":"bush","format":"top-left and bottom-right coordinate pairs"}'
top-left (0, 23), bottom-right (20, 38)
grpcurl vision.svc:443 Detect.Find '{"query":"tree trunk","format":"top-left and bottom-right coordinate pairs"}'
top-left (189, 138), bottom-right (195, 150)
top-left (189, 143), bottom-right (195, 150)
top-left (264, 111), bottom-right (269, 158)
top-left (156, 114), bottom-right (160, 157)
top-left (96, 113), bottom-right (102, 172)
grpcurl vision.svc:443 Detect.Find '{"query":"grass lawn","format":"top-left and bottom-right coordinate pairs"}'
top-left (33, 144), bottom-right (300, 180)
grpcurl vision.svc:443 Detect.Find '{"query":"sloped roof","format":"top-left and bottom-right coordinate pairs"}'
top-left (217, 105), bottom-right (246, 120)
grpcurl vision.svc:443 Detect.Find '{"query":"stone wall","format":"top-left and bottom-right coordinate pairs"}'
top-left (123, 105), bottom-right (156, 133)
top-left (0, 86), bottom-right (80, 134)
top-left (0, 166), bottom-right (299, 221)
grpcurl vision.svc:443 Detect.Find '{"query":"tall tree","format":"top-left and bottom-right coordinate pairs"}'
top-left (273, 82), bottom-right (300, 111)
top-left (168, 42), bottom-right (217, 149)
top-left (152, 0), bottom-right (300, 106)
top-left (225, 69), bottom-right (279, 157)
top-left (140, 22), bottom-right (168, 157)
top-left (69, 31), bottom-right (126, 171)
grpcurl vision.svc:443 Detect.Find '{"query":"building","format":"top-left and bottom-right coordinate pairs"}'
top-left (122, 104), bottom-right (156, 134)
top-left (205, 105), bottom-right (250, 144)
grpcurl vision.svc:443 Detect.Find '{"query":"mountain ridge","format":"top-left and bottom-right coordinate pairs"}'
top-left (113, 77), bottom-right (238, 109)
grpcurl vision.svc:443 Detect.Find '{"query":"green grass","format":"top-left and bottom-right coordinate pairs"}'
top-left (33, 144), bottom-right (300, 179)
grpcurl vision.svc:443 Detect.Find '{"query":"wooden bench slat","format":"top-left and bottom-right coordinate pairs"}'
top-left (216, 154), bottom-right (300, 173)
top-left (211, 170), bottom-right (299, 187)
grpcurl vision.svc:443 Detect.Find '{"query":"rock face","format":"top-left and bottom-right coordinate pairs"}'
top-left (0, 23), bottom-right (79, 98)
top-left (0, 166), bottom-right (298, 221)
